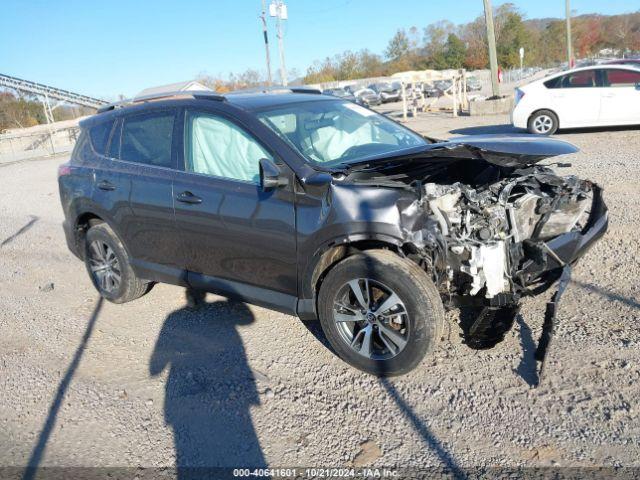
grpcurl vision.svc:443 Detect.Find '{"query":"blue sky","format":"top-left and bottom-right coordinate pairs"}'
top-left (1, 0), bottom-right (637, 99)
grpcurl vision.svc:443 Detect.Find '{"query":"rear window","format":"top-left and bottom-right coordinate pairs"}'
top-left (71, 130), bottom-right (91, 162)
top-left (120, 111), bottom-right (175, 168)
top-left (89, 120), bottom-right (115, 155)
top-left (544, 70), bottom-right (597, 89)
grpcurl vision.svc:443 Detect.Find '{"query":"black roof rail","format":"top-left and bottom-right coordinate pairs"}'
top-left (289, 87), bottom-right (322, 94)
top-left (133, 90), bottom-right (225, 103)
top-left (96, 90), bottom-right (225, 114)
top-left (227, 85), bottom-right (322, 95)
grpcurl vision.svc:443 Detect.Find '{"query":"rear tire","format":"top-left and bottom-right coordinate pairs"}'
top-left (317, 250), bottom-right (444, 376)
top-left (83, 223), bottom-right (151, 303)
top-left (527, 109), bottom-right (559, 135)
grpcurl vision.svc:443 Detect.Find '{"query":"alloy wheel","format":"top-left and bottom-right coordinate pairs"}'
top-left (533, 114), bottom-right (554, 134)
top-left (332, 278), bottom-right (409, 360)
top-left (88, 240), bottom-right (121, 293)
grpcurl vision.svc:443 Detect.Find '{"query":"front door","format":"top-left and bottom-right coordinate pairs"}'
top-left (550, 70), bottom-right (602, 127)
top-left (173, 108), bottom-right (298, 312)
top-left (599, 68), bottom-right (640, 125)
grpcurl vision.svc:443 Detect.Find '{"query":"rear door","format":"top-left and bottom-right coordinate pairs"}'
top-left (599, 68), bottom-right (640, 125)
top-left (545, 70), bottom-right (602, 127)
top-left (109, 108), bottom-right (184, 278)
top-left (89, 118), bottom-right (134, 242)
top-left (172, 107), bottom-right (298, 311)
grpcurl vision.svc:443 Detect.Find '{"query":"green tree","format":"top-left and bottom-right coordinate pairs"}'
top-left (385, 29), bottom-right (410, 61)
top-left (443, 33), bottom-right (467, 69)
top-left (494, 4), bottom-right (531, 67)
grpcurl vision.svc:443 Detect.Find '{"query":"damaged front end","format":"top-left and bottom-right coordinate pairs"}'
top-left (340, 136), bottom-right (608, 370)
top-left (420, 167), bottom-right (599, 306)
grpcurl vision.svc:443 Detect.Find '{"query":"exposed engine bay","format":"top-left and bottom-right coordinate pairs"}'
top-left (422, 166), bottom-right (592, 302)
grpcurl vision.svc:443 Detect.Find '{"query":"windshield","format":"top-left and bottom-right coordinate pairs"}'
top-left (256, 100), bottom-right (427, 166)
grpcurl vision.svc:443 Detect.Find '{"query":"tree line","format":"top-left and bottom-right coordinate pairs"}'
top-left (303, 5), bottom-right (640, 84)
top-left (0, 92), bottom-right (93, 132)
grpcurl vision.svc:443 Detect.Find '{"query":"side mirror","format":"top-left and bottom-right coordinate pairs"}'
top-left (259, 158), bottom-right (288, 191)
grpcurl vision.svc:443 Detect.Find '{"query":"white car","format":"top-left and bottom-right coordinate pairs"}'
top-left (512, 65), bottom-right (640, 135)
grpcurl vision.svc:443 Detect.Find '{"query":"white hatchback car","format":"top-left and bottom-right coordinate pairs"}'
top-left (512, 65), bottom-right (640, 135)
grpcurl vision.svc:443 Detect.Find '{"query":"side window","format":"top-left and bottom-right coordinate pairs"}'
top-left (560, 71), bottom-right (596, 88)
top-left (72, 130), bottom-right (91, 161)
top-left (604, 69), bottom-right (640, 88)
top-left (107, 120), bottom-right (122, 159)
top-left (544, 77), bottom-right (562, 89)
top-left (185, 112), bottom-right (273, 184)
top-left (89, 119), bottom-right (115, 155)
top-left (120, 111), bottom-right (175, 168)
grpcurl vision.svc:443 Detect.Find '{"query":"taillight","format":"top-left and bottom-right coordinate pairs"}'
top-left (58, 163), bottom-right (72, 178)
top-left (515, 88), bottom-right (525, 105)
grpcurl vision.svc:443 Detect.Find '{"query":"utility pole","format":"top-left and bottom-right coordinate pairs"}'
top-left (260, 0), bottom-right (273, 86)
top-left (483, 0), bottom-right (500, 98)
top-left (565, 0), bottom-right (574, 68)
top-left (270, 1), bottom-right (288, 86)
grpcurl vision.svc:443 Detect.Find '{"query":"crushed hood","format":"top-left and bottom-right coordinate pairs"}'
top-left (441, 135), bottom-right (579, 167)
top-left (345, 135), bottom-right (579, 172)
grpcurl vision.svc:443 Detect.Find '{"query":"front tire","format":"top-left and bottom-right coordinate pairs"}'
top-left (527, 109), bottom-right (559, 135)
top-left (317, 250), bottom-right (444, 376)
top-left (83, 223), bottom-right (151, 303)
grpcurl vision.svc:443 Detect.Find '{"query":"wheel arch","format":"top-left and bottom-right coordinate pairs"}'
top-left (300, 235), bottom-right (420, 319)
top-left (528, 108), bottom-right (560, 130)
top-left (72, 209), bottom-right (125, 259)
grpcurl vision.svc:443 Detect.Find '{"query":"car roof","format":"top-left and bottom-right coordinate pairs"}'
top-left (82, 90), bottom-right (338, 127)
top-left (530, 64), bottom-right (640, 85)
top-left (225, 92), bottom-right (333, 110)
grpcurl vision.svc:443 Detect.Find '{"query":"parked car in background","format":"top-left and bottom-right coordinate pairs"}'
top-left (512, 65), bottom-right (640, 135)
top-left (466, 76), bottom-right (482, 92)
top-left (350, 87), bottom-right (382, 106)
top-left (434, 80), bottom-right (453, 95)
top-left (605, 58), bottom-right (640, 68)
top-left (322, 87), bottom-right (356, 102)
top-left (422, 82), bottom-right (440, 97)
top-left (368, 82), bottom-right (401, 103)
top-left (59, 89), bottom-right (607, 376)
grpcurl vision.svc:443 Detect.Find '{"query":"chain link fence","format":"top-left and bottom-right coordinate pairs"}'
top-left (0, 127), bottom-right (79, 165)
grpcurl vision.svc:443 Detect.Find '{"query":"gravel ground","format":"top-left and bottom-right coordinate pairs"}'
top-left (0, 114), bottom-right (638, 475)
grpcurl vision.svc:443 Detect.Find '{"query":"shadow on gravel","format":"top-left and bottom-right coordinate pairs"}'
top-left (514, 315), bottom-right (539, 387)
top-left (380, 378), bottom-right (465, 479)
top-left (1, 215), bottom-right (38, 248)
top-left (449, 124), bottom-right (520, 136)
top-left (23, 297), bottom-right (103, 480)
top-left (150, 295), bottom-right (267, 475)
top-left (572, 281), bottom-right (640, 311)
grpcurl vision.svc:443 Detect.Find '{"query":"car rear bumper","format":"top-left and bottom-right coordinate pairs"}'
top-left (62, 219), bottom-right (82, 260)
top-left (380, 93), bottom-right (400, 102)
top-left (511, 104), bottom-right (529, 129)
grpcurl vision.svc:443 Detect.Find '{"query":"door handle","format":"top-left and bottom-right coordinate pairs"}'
top-left (97, 180), bottom-right (116, 191)
top-left (176, 191), bottom-right (202, 204)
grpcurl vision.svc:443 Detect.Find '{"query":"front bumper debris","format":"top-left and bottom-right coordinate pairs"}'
top-left (534, 264), bottom-right (572, 386)
top-left (518, 185), bottom-right (608, 288)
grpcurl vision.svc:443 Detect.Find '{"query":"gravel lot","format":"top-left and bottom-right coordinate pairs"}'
top-left (1, 114), bottom-right (638, 475)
